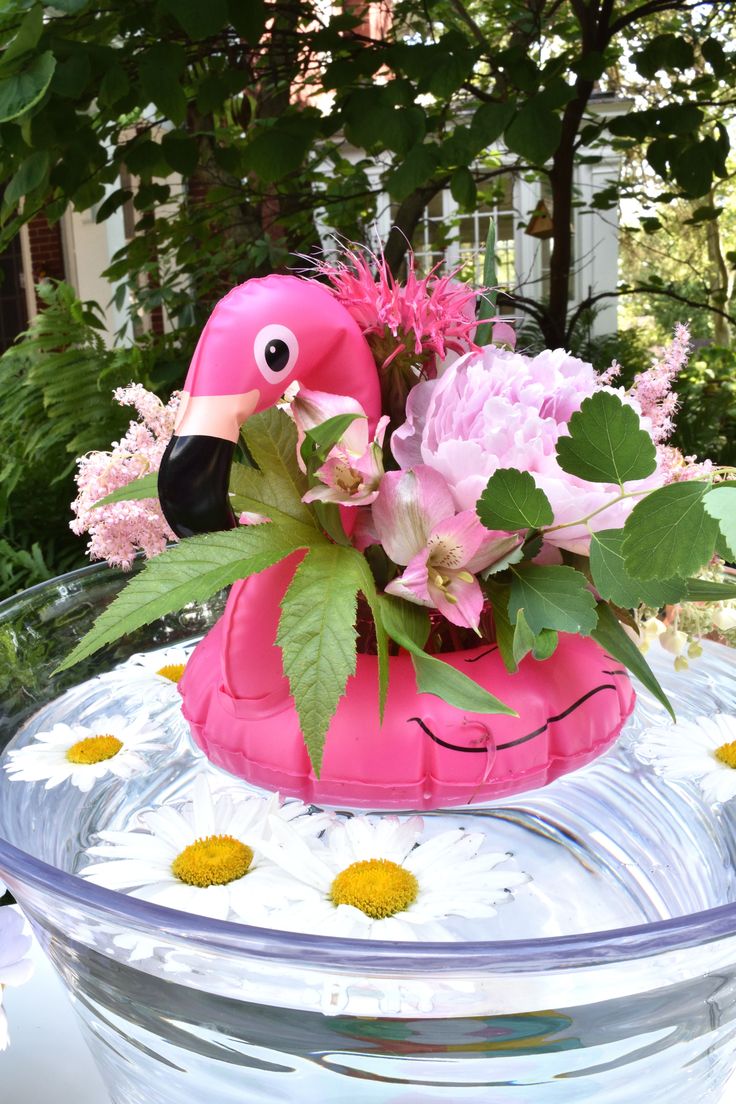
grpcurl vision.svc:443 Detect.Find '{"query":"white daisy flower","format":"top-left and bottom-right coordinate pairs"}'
top-left (121, 645), bottom-right (191, 685)
top-left (0, 907), bottom-right (34, 1051)
top-left (634, 713), bottom-right (736, 804)
top-left (3, 711), bottom-right (167, 793)
top-left (244, 815), bottom-right (530, 941)
top-left (78, 774), bottom-right (332, 922)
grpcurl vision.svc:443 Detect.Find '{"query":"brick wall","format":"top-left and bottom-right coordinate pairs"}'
top-left (27, 213), bottom-right (66, 308)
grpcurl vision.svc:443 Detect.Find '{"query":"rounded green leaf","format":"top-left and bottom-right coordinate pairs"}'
top-left (622, 481), bottom-right (719, 581)
top-left (504, 101), bottom-right (561, 164)
top-left (556, 391), bottom-right (657, 485)
top-left (477, 468), bottom-right (553, 531)
top-left (589, 529), bottom-right (686, 608)
top-left (0, 50), bottom-right (55, 122)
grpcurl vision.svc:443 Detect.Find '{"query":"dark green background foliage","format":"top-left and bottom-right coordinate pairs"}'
top-left (0, 1), bottom-right (733, 597)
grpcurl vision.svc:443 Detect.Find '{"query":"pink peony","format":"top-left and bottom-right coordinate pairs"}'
top-left (70, 385), bottom-right (179, 568)
top-left (392, 346), bottom-right (663, 554)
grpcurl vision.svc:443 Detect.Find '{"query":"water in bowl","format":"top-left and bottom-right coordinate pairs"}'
top-left (1, 640), bottom-right (736, 1103)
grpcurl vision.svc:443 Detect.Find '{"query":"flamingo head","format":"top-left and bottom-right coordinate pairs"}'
top-left (158, 275), bottom-right (381, 537)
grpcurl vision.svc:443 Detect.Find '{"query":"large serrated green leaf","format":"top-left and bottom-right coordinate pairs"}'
top-left (703, 486), bottom-right (736, 558)
top-left (56, 523), bottom-right (311, 673)
top-left (240, 407), bottom-right (316, 528)
top-left (589, 529), bottom-right (686, 608)
top-left (592, 602), bottom-right (674, 719)
top-left (622, 481), bottom-right (719, 581)
top-left (556, 391), bottom-right (657, 485)
top-left (277, 545), bottom-right (366, 776)
top-left (377, 595), bottom-right (516, 716)
top-left (509, 564), bottom-right (598, 635)
top-left (477, 468), bottom-right (553, 531)
top-left (92, 472), bottom-right (159, 508)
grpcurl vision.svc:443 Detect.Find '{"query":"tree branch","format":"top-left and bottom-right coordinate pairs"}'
top-left (564, 284), bottom-right (736, 344)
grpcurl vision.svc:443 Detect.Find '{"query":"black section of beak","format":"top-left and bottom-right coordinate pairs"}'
top-left (158, 435), bottom-right (236, 538)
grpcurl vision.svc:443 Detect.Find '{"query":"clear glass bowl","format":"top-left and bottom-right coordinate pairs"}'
top-left (2, 563), bottom-right (736, 1104)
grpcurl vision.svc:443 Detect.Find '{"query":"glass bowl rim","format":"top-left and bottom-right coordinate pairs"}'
top-left (2, 560), bottom-right (736, 972)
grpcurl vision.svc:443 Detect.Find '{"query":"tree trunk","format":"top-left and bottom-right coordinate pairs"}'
top-left (384, 179), bottom-right (449, 276)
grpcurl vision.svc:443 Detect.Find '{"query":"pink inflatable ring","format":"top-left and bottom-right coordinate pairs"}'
top-left (157, 275), bottom-right (635, 810)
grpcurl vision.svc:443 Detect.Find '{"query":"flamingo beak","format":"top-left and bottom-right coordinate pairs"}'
top-left (158, 390), bottom-right (260, 538)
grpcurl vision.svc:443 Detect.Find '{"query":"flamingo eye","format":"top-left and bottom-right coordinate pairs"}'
top-left (254, 324), bottom-right (299, 385)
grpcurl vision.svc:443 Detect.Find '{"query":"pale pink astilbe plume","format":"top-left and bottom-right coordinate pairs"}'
top-left (70, 385), bottom-right (180, 569)
top-left (630, 323), bottom-right (691, 444)
top-left (598, 358), bottom-right (622, 385)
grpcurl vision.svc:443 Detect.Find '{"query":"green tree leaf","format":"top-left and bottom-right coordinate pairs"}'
top-left (589, 528), bottom-right (686, 608)
top-left (92, 472), bottom-right (160, 508)
top-left (450, 166), bottom-right (476, 209)
top-left (0, 50), bottom-right (55, 121)
top-left (386, 145), bottom-right (439, 201)
top-left (509, 564), bottom-right (598, 635)
top-left (703, 486), bottom-right (736, 558)
top-left (556, 391), bottom-right (657, 485)
top-left (622, 481), bottom-right (719, 581)
top-left (476, 468), bottom-right (553, 531)
top-left (158, 0), bottom-right (228, 40)
top-left (378, 594), bottom-right (516, 716)
top-left (470, 101), bottom-right (515, 146)
top-left (277, 544), bottom-right (365, 776)
top-left (139, 44), bottom-right (187, 126)
top-left (504, 100), bottom-right (561, 164)
top-left (4, 149), bottom-right (48, 206)
top-left (56, 523), bottom-right (312, 673)
top-left (1, 4), bottom-right (44, 70)
top-left (591, 601), bottom-right (674, 720)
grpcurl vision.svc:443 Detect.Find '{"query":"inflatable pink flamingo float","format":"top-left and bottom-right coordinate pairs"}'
top-left (158, 275), bottom-right (634, 809)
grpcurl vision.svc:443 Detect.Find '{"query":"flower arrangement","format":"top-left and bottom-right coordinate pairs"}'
top-left (58, 243), bottom-right (736, 780)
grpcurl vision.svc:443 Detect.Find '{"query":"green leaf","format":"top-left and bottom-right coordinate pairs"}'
top-left (622, 481), bottom-right (719, 581)
top-left (0, 51), bottom-right (55, 122)
top-left (509, 564), bottom-right (598, 635)
top-left (504, 100), bottom-right (561, 164)
top-left (238, 407), bottom-right (316, 528)
top-left (378, 595), bottom-right (516, 717)
top-left (161, 130), bottom-right (199, 175)
top-left (532, 628), bottom-right (558, 661)
top-left (484, 579), bottom-right (517, 672)
top-left (684, 577), bottom-right (736, 602)
top-left (4, 149), bottom-right (48, 207)
top-left (556, 392), bottom-right (656, 485)
top-left (512, 607), bottom-right (535, 665)
top-left (470, 101), bottom-right (515, 146)
top-left (592, 602), bottom-right (674, 720)
top-left (277, 544), bottom-right (364, 776)
top-left (159, 0), bottom-right (228, 39)
top-left (244, 125), bottom-right (313, 183)
top-left (386, 145), bottom-right (439, 201)
top-left (703, 486), bottom-right (736, 558)
top-left (1, 4), bottom-right (43, 70)
top-left (477, 468), bottom-right (553, 531)
top-left (139, 45), bottom-right (187, 126)
top-left (589, 529), bottom-right (686, 608)
top-left (474, 217), bottom-right (497, 346)
top-left (450, 166), bottom-right (476, 209)
top-left (92, 472), bottom-right (160, 508)
top-left (301, 413), bottom-right (363, 466)
top-left (56, 523), bottom-right (311, 673)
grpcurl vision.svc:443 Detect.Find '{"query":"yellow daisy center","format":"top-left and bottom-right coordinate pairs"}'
top-left (66, 735), bottom-right (123, 765)
top-left (329, 858), bottom-right (419, 919)
top-left (714, 741), bottom-right (736, 769)
top-left (171, 835), bottom-right (253, 887)
top-left (156, 663), bottom-right (187, 683)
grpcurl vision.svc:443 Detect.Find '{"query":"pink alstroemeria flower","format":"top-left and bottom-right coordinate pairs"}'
top-left (372, 466), bottom-right (520, 630)
top-left (291, 387), bottom-right (388, 506)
